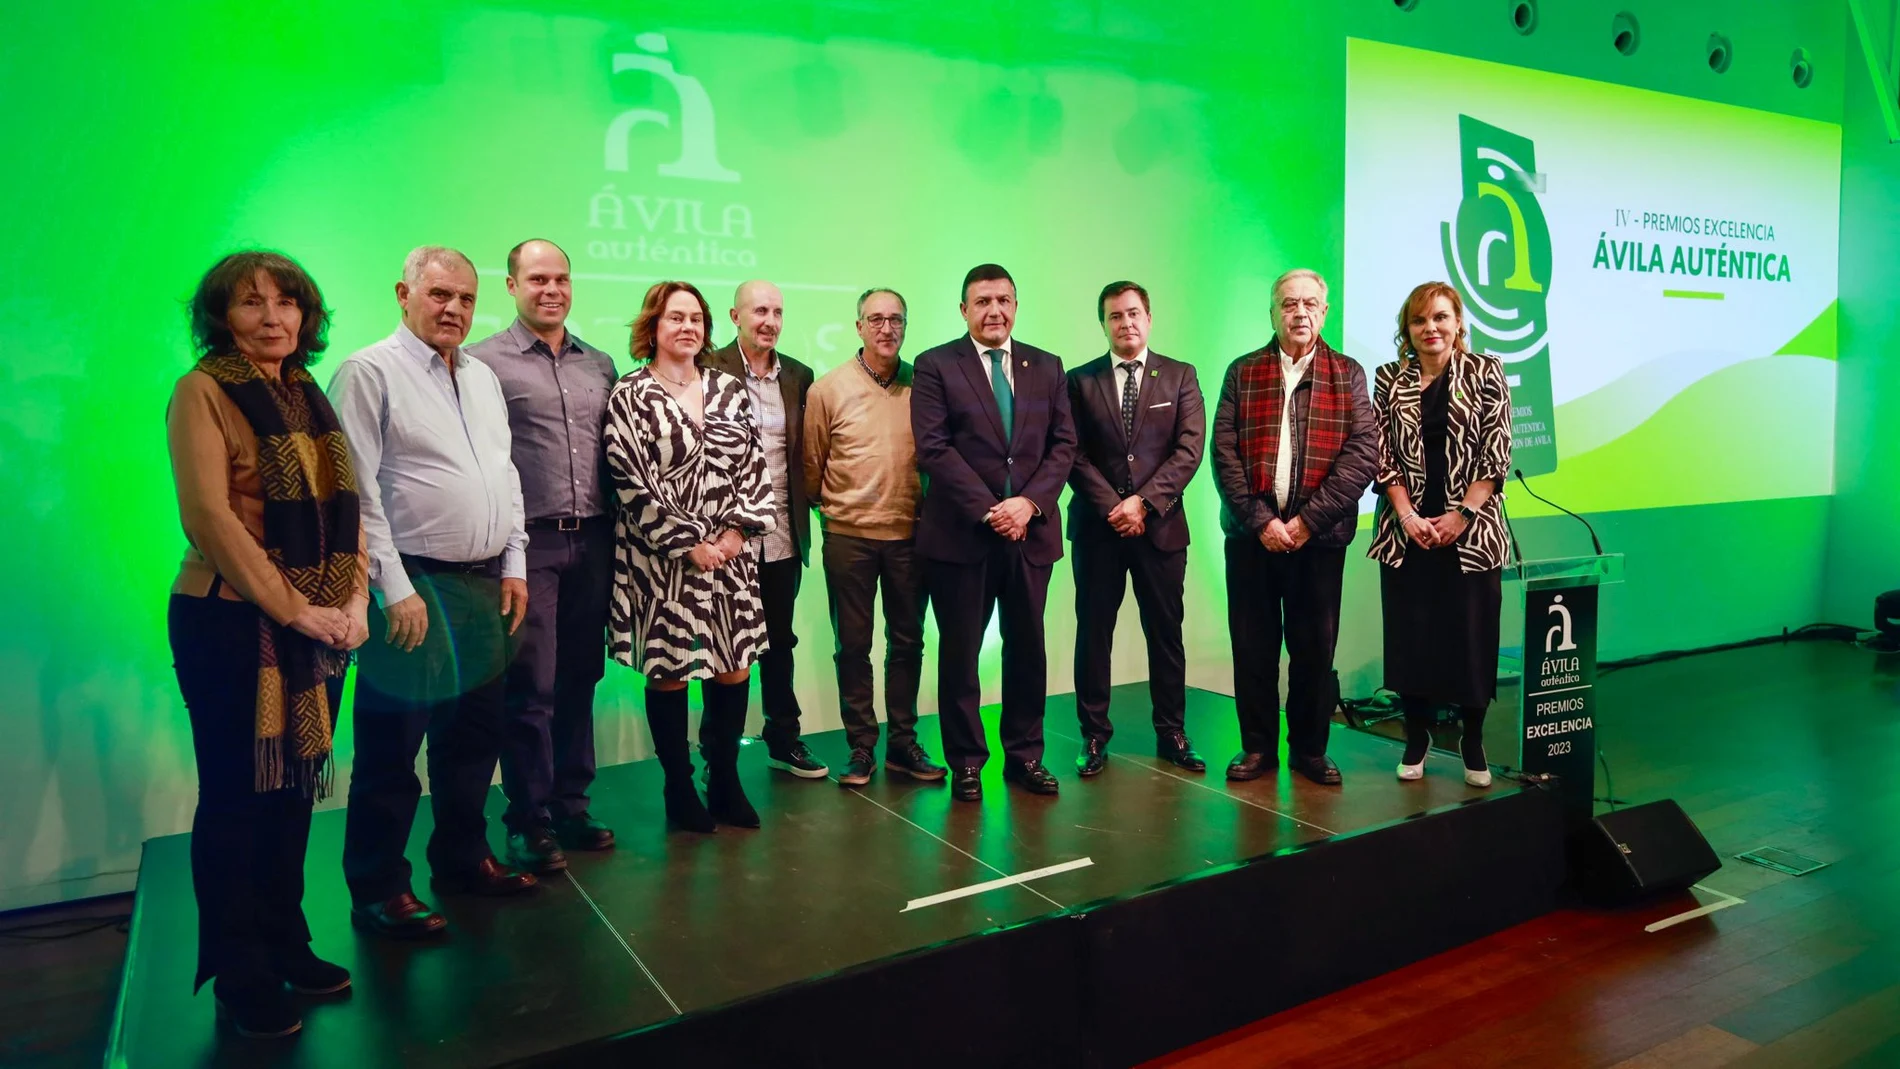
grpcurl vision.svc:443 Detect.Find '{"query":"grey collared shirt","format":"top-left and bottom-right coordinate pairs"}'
top-left (328, 323), bottom-right (528, 605)
top-left (738, 345), bottom-right (795, 563)
top-left (466, 318), bottom-right (617, 522)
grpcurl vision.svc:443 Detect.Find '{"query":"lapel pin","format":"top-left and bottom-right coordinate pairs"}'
top-left (1021, 359), bottom-right (1028, 368)
top-left (1150, 369), bottom-right (1159, 378)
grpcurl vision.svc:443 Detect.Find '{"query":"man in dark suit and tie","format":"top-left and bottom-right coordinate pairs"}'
top-left (912, 263), bottom-right (1079, 801)
top-left (1066, 282), bottom-right (1206, 777)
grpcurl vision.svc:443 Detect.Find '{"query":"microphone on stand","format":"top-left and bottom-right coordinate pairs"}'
top-left (1499, 494), bottom-right (1524, 570)
top-left (1513, 469), bottom-right (1603, 556)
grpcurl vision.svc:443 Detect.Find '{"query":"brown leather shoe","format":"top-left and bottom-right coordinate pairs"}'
top-left (430, 856), bottom-right (539, 897)
top-left (1226, 751), bottom-right (1272, 781)
top-left (350, 892), bottom-right (447, 940)
top-left (1293, 754), bottom-right (1343, 786)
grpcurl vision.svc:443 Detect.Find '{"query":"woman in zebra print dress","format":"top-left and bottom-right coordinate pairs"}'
top-left (1368, 282), bottom-right (1513, 789)
top-left (604, 281), bottom-right (777, 832)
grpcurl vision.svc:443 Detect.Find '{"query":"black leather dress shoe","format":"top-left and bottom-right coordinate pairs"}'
top-left (271, 944), bottom-right (351, 995)
top-left (952, 766), bottom-right (983, 802)
top-left (506, 825), bottom-right (568, 874)
top-left (214, 976), bottom-right (302, 1039)
top-left (1226, 751), bottom-right (1272, 781)
top-left (350, 892), bottom-right (447, 940)
top-left (1293, 754), bottom-right (1343, 786)
top-left (1157, 733), bottom-right (1206, 773)
top-left (1003, 760), bottom-right (1060, 795)
top-left (431, 856), bottom-right (539, 897)
top-left (886, 743), bottom-right (949, 781)
top-left (553, 811), bottom-right (617, 851)
top-left (1076, 738), bottom-right (1108, 777)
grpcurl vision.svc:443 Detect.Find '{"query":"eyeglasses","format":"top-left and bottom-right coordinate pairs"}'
top-left (862, 315), bottom-right (907, 331)
top-left (1278, 298), bottom-right (1323, 314)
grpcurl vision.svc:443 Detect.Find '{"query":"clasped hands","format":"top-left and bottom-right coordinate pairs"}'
top-left (1107, 495), bottom-right (1147, 538)
top-left (688, 527), bottom-right (747, 572)
top-left (290, 595), bottom-right (372, 652)
top-left (1401, 510), bottom-right (1468, 550)
top-left (1258, 516), bottom-right (1311, 553)
top-left (985, 496), bottom-right (1036, 541)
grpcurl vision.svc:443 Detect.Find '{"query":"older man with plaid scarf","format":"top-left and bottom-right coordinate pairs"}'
top-left (1211, 268), bottom-right (1378, 786)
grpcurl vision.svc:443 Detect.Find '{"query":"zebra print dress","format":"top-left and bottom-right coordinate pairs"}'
top-left (603, 366), bottom-right (776, 680)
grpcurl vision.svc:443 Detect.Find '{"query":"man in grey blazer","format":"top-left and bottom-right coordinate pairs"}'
top-left (1065, 281), bottom-right (1206, 776)
top-left (700, 281), bottom-right (821, 778)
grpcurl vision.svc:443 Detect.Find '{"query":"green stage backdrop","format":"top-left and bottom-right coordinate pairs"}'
top-left (0, 0), bottom-right (1860, 909)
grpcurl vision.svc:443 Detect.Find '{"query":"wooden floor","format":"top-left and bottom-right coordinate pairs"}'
top-left (1149, 640), bottom-right (1900, 1069)
top-left (5, 638), bottom-right (1897, 1068)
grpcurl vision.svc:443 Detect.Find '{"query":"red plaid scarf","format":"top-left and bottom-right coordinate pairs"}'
top-left (1238, 338), bottom-right (1354, 504)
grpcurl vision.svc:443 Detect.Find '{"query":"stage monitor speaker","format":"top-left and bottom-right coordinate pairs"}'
top-left (1570, 799), bottom-right (1720, 904)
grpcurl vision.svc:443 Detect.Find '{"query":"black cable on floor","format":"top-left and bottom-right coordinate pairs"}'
top-left (0, 914), bottom-right (131, 940)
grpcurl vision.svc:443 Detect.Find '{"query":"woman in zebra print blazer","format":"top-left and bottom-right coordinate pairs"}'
top-left (1368, 282), bottom-right (1513, 789)
top-left (604, 281), bottom-right (778, 833)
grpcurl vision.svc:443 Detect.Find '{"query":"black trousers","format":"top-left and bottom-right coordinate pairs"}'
top-left (1071, 534), bottom-right (1188, 742)
top-left (926, 543), bottom-right (1052, 769)
top-left (1224, 538), bottom-right (1347, 760)
top-left (757, 555), bottom-right (806, 749)
top-left (500, 518), bottom-right (611, 832)
top-left (343, 562), bottom-right (511, 905)
top-left (821, 532), bottom-right (927, 753)
top-left (170, 593), bottom-right (341, 991)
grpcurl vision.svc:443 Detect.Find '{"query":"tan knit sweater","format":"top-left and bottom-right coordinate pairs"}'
top-left (801, 358), bottom-right (920, 540)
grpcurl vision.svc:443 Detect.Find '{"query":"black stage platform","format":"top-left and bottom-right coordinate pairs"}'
top-left (106, 686), bottom-right (1565, 1068)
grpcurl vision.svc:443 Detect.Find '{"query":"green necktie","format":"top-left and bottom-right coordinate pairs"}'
top-left (987, 348), bottom-right (1014, 495)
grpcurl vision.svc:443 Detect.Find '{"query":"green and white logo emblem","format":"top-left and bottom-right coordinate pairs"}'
top-left (1441, 114), bottom-right (1558, 475)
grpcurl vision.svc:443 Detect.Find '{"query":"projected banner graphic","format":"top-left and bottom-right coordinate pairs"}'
top-left (1345, 38), bottom-right (1841, 510)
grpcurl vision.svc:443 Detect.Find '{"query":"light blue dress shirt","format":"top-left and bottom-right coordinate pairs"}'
top-left (329, 323), bottom-right (528, 605)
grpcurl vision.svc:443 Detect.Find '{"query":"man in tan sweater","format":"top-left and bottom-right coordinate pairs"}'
top-left (802, 288), bottom-right (947, 787)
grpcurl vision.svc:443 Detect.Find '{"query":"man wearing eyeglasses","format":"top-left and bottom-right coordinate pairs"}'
top-left (1210, 269), bottom-right (1378, 786)
top-left (801, 288), bottom-right (947, 787)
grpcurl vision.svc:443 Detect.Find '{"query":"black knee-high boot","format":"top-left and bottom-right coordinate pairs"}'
top-left (645, 687), bottom-right (715, 833)
top-left (1459, 704), bottom-right (1488, 772)
top-left (1400, 696), bottom-right (1434, 766)
top-left (702, 680), bottom-right (761, 829)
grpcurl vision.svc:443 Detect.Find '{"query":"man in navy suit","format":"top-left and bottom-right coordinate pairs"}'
top-left (1066, 282), bottom-right (1206, 777)
top-left (911, 264), bottom-right (1079, 801)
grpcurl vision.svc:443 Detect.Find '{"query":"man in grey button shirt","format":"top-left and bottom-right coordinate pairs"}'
top-left (701, 281), bottom-right (822, 779)
top-left (467, 239), bottom-right (620, 874)
top-left (331, 246), bottom-right (537, 940)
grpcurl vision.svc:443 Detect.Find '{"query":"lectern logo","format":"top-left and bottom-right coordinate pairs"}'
top-left (1544, 595), bottom-right (1578, 653)
top-left (604, 33), bottom-right (740, 183)
top-left (1441, 115), bottom-right (1550, 359)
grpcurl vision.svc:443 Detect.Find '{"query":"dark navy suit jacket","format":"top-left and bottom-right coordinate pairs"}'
top-left (910, 334), bottom-right (1077, 567)
top-left (1064, 351), bottom-right (1205, 554)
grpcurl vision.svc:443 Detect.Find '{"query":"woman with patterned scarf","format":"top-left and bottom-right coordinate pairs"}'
top-left (166, 251), bottom-right (369, 1039)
